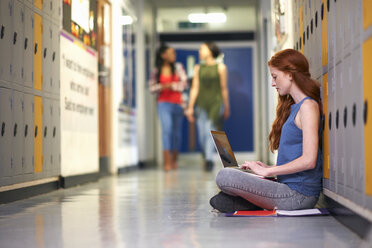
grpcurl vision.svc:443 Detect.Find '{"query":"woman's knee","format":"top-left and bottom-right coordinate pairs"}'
top-left (216, 168), bottom-right (236, 189)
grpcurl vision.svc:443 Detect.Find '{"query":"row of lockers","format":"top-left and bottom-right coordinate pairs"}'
top-left (292, 0), bottom-right (363, 79)
top-left (0, 0), bottom-right (60, 94)
top-left (0, 87), bottom-right (60, 186)
top-left (25, 0), bottom-right (61, 22)
top-left (291, 0), bottom-right (372, 210)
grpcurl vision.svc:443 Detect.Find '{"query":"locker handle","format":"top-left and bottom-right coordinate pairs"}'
top-left (311, 19), bottom-right (313, 34)
top-left (1, 25), bottom-right (4, 39)
top-left (336, 110), bottom-right (339, 129)
top-left (352, 104), bottom-right (356, 127)
top-left (364, 100), bottom-right (368, 125)
top-left (343, 107), bottom-right (347, 128)
top-left (53, 126), bottom-right (56, 138)
top-left (13, 32), bottom-right (17, 45)
top-left (35, 126), bottom-right (38, 137)
top-left (43, 48), bottom-right (47, 58)
top-left (25, 124), bottom-right (28, 137)
top-left (1, 122), bottom-right (5, 136)
top-left (327, 0), bottom-right (330, 12)
top-left (321, 3), bottom-right (324, 21)
top-left (307, 26), bottom-right (309, 40)
top-left (303, 32), bottom-right (306, 45)
top-left (34, 43), bottom-right (38, 55)
top-left (329, 112), bottom-right (332, 130)
top-left (44, 126), bottom-right (47, 138)
top-left (14, 123), bottom-right (17, 137)
top-left (315, 11), bottom-right (318, 27)
top-left (52, 52), bottom-right (55, 62)
top-left (24, 37), bottom-right (28, 50)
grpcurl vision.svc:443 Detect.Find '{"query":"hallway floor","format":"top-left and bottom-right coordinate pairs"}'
top-left (0, 156), bottom-right (370, 248)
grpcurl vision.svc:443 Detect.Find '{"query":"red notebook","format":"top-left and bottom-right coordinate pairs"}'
top-left (225, 209), bottom-right (329, 217)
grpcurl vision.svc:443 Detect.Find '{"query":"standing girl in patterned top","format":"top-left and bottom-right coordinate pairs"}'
top-left (150, 44), bottom-right (187, 171)
top-left (210, 49), bottom-right (323, 212)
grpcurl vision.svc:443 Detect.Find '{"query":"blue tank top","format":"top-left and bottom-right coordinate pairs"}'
top-left (276, 97), bottom-right (323, 197)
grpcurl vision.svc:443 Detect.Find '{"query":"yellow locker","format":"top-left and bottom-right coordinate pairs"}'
top-left (34, 13), bottom-right (43, 91)
top-left (34, 0), bottom-right (43, 10)
top-left (363, 37), bottom-right (372, 196)
top-left (321, 0), bottom-right (328, 67)
top-left (363, 0), bottom-right (372, 30)
top-left (299, 5), bottom-right (304, 54)
top-left (322, 73), bottom-right (329, 179)
top-left (34, 96), bottom-right (43, 173)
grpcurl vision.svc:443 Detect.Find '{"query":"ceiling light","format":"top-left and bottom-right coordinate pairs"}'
top-left (120, 16), bottom-right (133, 25)
top-left (188, 13), bottom-right (226, 23)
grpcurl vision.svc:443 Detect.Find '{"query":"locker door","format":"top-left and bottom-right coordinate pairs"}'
top-left (363, 37), bottom-right (372, 199)
top-left (42, 18), bottom-right (52, 93)
top-left (321, 0), bottom-right (328, 67)
top-left (352, 0), bottom-right (363, 50)
top-left (343, 0), bottom-right (352, 55)
top-left (314, 0), bottom-right (322, 78)
top-left (322, 73), bottom-right (330, 187)
top-left (0, 0), bottom-right (14, 83)
top-left (12, 0), bottom-right (24, 86)
top-left (23, 93), bottom-right (34, 175)
top-left (0, 88), bottom-right (13, 183)
top-left (363, 0), bottom-right (372, 30)
top-left (12, 90), bottom-right (24, 176)
top-left (42, 98), bottom-right (52, 176)
top-left (34, 0), bottom-right (43, 10)
top-left (327, 0), bottom-right (335, 69)
top-left (299, 4), bottom-right (304, 54)
top-left (351, 49), bottom-right (365, 206)
top-left (52, 0), bottom-right (61, 22)
top-left (335, 62), bottom-right (345, 196)
top-left (328, 67), bottom-right (336, 191)
top-left (52, 99), bottom-right (60, 175)
top-left (43, 0), bottom-right (52, 17)
top-left (335, 0), bottom-right (344, 63)
top-left (51, 24), bottom-right (60, 94)
top-left (23, 6), bottom-right (34, 88)
top-left (34, 95), bottom-right (43, 173)
top-left (33, 13), bottom-right (42, 91)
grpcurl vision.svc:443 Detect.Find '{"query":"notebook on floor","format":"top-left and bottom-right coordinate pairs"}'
top-left (209, 130), bottom-right (275, 179)
top-left (225, 208), bottom-right (330, 217)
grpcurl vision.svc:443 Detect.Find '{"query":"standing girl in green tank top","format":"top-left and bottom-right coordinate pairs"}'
top-left (185, 42), bottom-right (230, 171)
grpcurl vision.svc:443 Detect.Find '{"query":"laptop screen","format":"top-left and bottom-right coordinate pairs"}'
top-left (210, 130), bottom-right (238, 167)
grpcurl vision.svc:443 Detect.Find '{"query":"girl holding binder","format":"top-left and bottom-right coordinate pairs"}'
top-left (210, 49), bottom-right (323, 212)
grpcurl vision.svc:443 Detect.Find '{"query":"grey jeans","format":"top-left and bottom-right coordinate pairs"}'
top-left (216, 168), bottom-right (319, 210)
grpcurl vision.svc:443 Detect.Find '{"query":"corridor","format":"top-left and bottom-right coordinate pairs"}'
top-left (0, 157), bottom-right (368, 248)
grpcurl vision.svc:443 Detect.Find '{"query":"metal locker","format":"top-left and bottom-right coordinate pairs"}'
top-left (350, 49), bottom-right (365, 206)
top-left (328, 66), bottom-right (336, 191)
top-left (363, 0), bottom-right (372, 30)
top-left (322, 73), bottom-right (330, 189)
top-left (299, 3), bottom-right (304, 54)
top-left (335, 62), bottom-right (345, 196)
top-left (43, 0), bottom-right (53, 17)
top-left (23, 6), bottom-right (34, 89)
top-left (42, 17), bottom-right (52, 93)
top-left (51, 23), bottom-right (60, 94)
top-left (23, 93), bottom-right (34, 175)
top-left (351, 0), bottom-right (363, 50)
top-left (0, 0), bottom-right (14, 83)
top-left (313, 0), bottom-right (322, 78)
top-left (33, 12), bottom-right (42, 91)
top-left (42, 98), bottom-right (53, 176)
top-left (12, 90), bottom-right (24, 177)
top-left (321, 0), bottom-right (328, 67)
top-left (34, 95), bottom-right (43, 173)
top-left (52, 99), bottom-right (60, 176)
top-left (12, 0), bottom-right (24, 86)
top-left (34, 0), bottom-right (43, 10)
top-left (0, 88), bottom-right (13, 185)
top-left (52, 0), bottom-right (61, 23)
top-left (326, 0), bottom-right (336, 69)
top-left (343, 0), bottom-right (352, 56)
top-left (335, 0), bottom-right (344, 63)
top-left (302, 0), bottom-right (308, 58)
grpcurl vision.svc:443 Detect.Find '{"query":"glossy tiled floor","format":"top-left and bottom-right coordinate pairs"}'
top-left (0, 156), bottom-right (370, 248)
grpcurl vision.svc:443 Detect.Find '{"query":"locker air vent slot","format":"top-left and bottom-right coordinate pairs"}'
top-left (13, 32), bottom-right (17, 45)
top-left (336, 110), bottom-right (339, 129)
top-left (14, 123), bottom-right (17, 137)
top-left (343, 107), bottom-right (347, 128)
top-left (352, 103), bottom-right (356, 127)
top-left (1, 122), bottom-right (5, 136)
top-left (25, 124), bottom-right (28, 137)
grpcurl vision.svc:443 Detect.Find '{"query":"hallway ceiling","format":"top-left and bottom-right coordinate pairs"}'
top-left (150, 0), bottom-right (257, 8)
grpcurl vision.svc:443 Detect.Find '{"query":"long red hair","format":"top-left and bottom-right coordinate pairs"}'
top-left (267, 49), bottom-right (322, 152)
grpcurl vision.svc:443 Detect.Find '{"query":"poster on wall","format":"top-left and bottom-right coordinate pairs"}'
top-left (60, 30), bottom-right (99, 176)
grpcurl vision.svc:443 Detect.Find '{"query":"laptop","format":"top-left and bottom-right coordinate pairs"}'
top-left (210, 130), bottom-right (274, 179)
